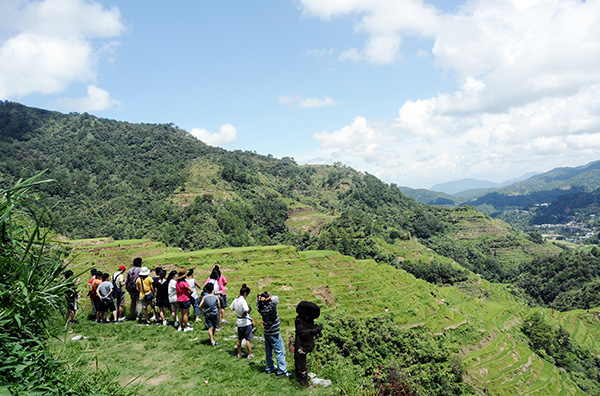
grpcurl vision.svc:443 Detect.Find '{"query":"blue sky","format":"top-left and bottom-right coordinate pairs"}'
top-left (2, 0), bottom-right (600, 188)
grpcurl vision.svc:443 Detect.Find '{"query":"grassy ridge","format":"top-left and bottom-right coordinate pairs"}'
top-left (63, 238), bottom-right (600, 395)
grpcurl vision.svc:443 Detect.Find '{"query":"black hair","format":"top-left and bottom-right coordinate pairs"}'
top-left (210, 268), bottom-right (219, 280)
top-left (101, 272), bottom-right (109, 281)
top-left (260, 291), bottom-right (269, 299)
top-left (64, 270), bottom-right (74, 279)
top-left (206, 282), bottom-right (214, 293)
top-left (96, 271), bottom-right (103, 278)
top-left (155, 266), bottom-right (162, 274)
top-left (187, 268), bottom-right (194, 277)
top-left (159, 269), bottom-right (167, 278)
top-left (167, 270), bottom-right (178, 281)
top-left (133, 257), bottom-right (142, 267)
top-left (90, 268), bottom-right (97, 275)
top-left (213, 264), bottom-right (221, 278)
top-left (239, 284), bottom-right (251, 296)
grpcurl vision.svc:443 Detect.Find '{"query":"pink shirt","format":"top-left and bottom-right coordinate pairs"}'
top-left (176, 279), bottom-right (191, 302)
top-left (204, 275), bottom-right (228, 295)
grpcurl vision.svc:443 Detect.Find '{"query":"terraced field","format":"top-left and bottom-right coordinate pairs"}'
top-left (68, 238), bottom-right (600, 395)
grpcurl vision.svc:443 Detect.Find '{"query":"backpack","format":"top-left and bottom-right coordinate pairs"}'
top-left (112, 272), bottom-right (122, 295)
top-left (125, 268), bottom-right (140, 293)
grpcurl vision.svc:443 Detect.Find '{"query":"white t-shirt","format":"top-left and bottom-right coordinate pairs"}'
top-left (231, 296), bottom-right (252, 327)
top-left (168, 279), bottom-right (178, 303)
top-left (187, 278), bottom-right (198, 299)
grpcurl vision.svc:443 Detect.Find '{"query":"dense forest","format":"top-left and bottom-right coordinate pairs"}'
top-left (2, 101), bottom-right (598, 313)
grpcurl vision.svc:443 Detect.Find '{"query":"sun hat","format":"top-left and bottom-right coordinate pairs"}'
top-left (139, 267), bottom-right (150, 276)
top-left (177, 269), bottom-right (188, 280)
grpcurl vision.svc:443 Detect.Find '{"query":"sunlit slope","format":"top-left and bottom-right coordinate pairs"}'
top-left (68, 239), bottom-right (600, 395)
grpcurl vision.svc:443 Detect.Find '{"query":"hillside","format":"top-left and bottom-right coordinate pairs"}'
top-left (0, 101), bottom-right (558, 284)
top-left (59, 238), bottom-right (600, 395)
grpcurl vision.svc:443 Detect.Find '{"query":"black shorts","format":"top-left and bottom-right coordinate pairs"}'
top-left (237, 325), bottom-right (253, 341)
top-left (205, 313), bottom-right (219, 329)
top-left (99, 298), bottom-right (115, 312)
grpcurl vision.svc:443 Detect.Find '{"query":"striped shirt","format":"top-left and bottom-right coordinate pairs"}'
top-left (257, 295), bottom-right (280, 335)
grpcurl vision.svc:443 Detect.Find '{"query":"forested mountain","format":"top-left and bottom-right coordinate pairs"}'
top-left (0, 101), bottom-right (565, 294)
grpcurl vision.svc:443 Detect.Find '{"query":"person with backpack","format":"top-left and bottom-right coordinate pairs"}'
top-left (112, 265), bottom-right (126, 322)
top-left (125, 257), bottom-right (143, 321)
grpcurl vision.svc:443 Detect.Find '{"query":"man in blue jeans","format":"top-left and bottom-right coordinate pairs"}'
top-left (257, 291), bottom-right (290, 378)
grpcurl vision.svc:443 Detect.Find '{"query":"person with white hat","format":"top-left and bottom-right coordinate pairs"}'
top-left (136, 266), bottom-right (158, 326)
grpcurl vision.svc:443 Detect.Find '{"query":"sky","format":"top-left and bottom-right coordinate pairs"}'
top-left (1, 0), bottom-right (600, 189)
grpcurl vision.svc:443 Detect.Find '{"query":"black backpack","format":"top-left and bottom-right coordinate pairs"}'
top-left (125, 268), bottom-right (140, 292)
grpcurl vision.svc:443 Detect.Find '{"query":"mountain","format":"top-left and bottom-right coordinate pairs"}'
top-left (469, 160), bottom-right (600, 213)
top-left (430, 178), bottom-right (501, 195)
top-left (397, 185), bottom-right (458, 205)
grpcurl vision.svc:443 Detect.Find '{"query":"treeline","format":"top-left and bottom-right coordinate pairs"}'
top-left (512, 248), bottom-right (600, 311)
top-left (314, 315), bottom-right (476, 395)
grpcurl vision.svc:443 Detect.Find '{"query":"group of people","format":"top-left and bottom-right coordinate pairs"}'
top-left (79, 257), bottom-right (299, 379)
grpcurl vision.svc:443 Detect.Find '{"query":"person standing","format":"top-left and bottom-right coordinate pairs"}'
top-left (175, 269), bottom-right (194, 332)
top-left (186, 268), bottom-right (203, 323)
top-left (137, 266), bottom-right (157, 326)
top-left (125, 257), bottom-right (142, 321)
top-left (112, 265), bottom-right (126, 322)
top-left (213, 264), bottom-right (228, 324)
top-left (230, 284), bottom-right (253, 359)
top-left (257, 291), bottom-right (289, 377)
top-left (167, 270), bottom-right (179, 327)
top-left (87, 268), bottom-right (97, 316)
top-left (91, 271), bottom-right (103, 322)
top-left (98, 272), bottom-right (117, 323)
top-left (199, 282), bottom-right (220, 345)
top-left (64, 270), bottom-right (79, 324)
top-left (294, 301), bottom-right (323, 386)
top-left (153, 269), bottom-right (170, 325)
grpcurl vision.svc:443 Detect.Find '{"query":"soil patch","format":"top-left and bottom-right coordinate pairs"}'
top-left (311, 285), bottom-right (337, 307)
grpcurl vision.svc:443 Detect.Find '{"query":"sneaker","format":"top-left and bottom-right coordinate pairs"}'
top-left (211, 342), bottom-right (219, 346)
top-left (277, 372), bottom-right (292, 378)
top-left (150, 315), bottom-right (156, 322)
top-left (236, 354), bottom-right (242, 358)
top-left (184, 327), bottom-right (193, 332)
top-left (145, 322), bottom-right (151, 326)
top-left (163, 320), bottom-right (168, 326)
top-left (195, 317), bottom-right (201, 322)
top-left (247, 354), bottom-right (254, 360)
top-left (215, 327), bottom-right (221, 332)
top-left (95, 319), bottom-right (101, 323)
top-left (117, 317), bottom-right (125, 322)
top-left (177, 327), bottom-right (182, 332)
top-left (174, 321), bottom-right (179, 328)
top-left (102, 319), bottom-right (109, 323)
top-left (221, 319), bottom-right (229, 324)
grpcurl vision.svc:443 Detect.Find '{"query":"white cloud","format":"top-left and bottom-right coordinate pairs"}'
top-left (0, 0), bottom-right (125, 99)
top-left (190, 124), bottom-right (238, 146)
top-left (279, 94), bottom-right (340, 108)
top-left (57, 84), bottom-right (121, 112)
top-left (301, 0), bottom-right (600, 187)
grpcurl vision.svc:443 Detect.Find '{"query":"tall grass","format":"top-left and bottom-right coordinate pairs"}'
top-left (0, 174), bottom-right (134, 395)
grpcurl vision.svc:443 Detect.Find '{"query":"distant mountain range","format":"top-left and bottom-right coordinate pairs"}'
top-left (400, 161), bottom-right (600, 213)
